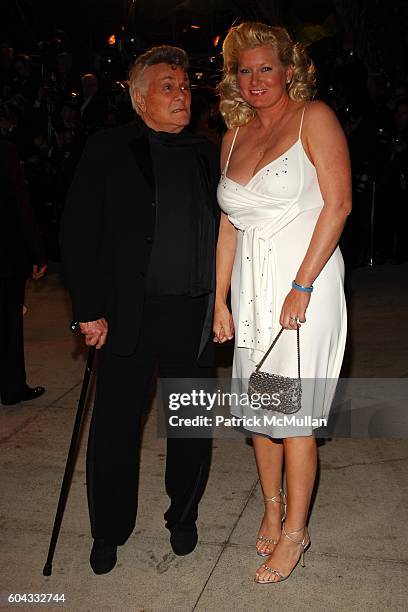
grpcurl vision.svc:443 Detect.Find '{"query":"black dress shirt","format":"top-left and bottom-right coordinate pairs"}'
top-left (145, 126), bottom-right (195, 295)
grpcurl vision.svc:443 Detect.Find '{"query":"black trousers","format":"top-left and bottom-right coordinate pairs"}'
top-left (86, 295), bottom-right (213, 545)
top-left (0, 275), bottom-right (27, 402)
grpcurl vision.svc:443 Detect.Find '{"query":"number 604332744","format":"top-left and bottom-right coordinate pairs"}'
top-left (7, 593), bottom-right (66, 604)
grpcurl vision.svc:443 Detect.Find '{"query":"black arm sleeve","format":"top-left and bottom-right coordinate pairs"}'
top-left (59, 135), bottom-right (106, 322)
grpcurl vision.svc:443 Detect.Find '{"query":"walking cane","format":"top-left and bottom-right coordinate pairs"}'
top-left (43, 322), bottom-right (95, 576)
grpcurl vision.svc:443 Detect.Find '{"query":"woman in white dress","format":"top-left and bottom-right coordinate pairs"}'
top-left (214, 23), bottom-right (351, 583)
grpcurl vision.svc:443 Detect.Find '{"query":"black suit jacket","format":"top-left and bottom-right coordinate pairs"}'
top-left (60, 121), bottom-right (221, 359)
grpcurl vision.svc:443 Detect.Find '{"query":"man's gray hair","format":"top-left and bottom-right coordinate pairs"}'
top-left (128, 45), bottom-right (189, 114)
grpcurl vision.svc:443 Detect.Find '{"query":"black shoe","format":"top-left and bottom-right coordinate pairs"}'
top-left (1, 385), bottom-right (45, 406)
top-left (21, 385), bottom-right (46, 401)
top-left (90, 539), bottom-right (117, 574)
top-left (169, 525), bottom-right (198, 556)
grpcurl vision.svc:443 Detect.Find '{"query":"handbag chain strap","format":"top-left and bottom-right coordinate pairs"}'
top-left (254, 327), bottom-right (300, 379)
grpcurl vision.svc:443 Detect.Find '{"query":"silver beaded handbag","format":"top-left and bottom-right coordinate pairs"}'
top-left (248, 327), bottom-right (302, 414)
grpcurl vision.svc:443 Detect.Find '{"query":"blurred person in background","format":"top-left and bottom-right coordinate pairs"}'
top-left (25, 131), bottom-right (61, 260)
top-left (12, 54), bottom-right (42, 106)
top-left (386, 98), bottom-right (408, 263)
top-left (79, 73), bottom-right (107, 136)
top-left (0, 138), bottom-right (47, 406)
top-left (341, 103), bottom-right (378, 267)
top-left (108, 81), bottom-right (133, 124)
top-left (0, 44), bottom-right (15, 99)
top-left (55, 52), bottom-right (80, 99)
top-left (0, 101), bottom-right (32, 161)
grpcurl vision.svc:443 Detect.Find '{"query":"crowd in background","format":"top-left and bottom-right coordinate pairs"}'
top-left (1, 37), bottom-right (407, 267)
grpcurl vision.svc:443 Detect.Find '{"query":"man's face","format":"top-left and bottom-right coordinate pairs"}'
top-left (134, 63), bottom-right (191, 133)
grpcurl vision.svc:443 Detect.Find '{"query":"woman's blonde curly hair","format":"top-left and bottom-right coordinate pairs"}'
top-left (219, 22), bottom-right (316, 128)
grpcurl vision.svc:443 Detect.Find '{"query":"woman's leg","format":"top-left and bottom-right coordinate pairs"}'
top-left (252, 434), bottom-right (284, 555)
top-left (256, 436), bottom-right (317, 581)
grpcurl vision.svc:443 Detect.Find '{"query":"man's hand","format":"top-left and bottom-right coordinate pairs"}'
top-left (32, 263), bottom-right (47, 280)
top-left (79, 318), bottom-right (108, 349)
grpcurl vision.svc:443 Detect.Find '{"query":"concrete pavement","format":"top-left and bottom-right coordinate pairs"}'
top-left (0, 263), bottom-right (407, 611)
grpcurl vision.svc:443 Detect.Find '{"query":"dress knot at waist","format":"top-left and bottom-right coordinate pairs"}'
top-left (230, 199), bottom-right (318, 363)
top-left (235, 226), bottom-right (279, 363)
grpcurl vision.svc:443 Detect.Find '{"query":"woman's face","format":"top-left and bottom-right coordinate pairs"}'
top-left (237, 45), bottom-right (291, 110)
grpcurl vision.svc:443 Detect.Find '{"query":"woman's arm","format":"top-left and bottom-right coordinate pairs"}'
top-left (214, 212), bottom-right (237, 342)
top-left (213, 129), bottom-right (238, 342)
top-left (216, 212), bottom-right (237, 302)
top-left (280, 100), bottom-right (352, 329)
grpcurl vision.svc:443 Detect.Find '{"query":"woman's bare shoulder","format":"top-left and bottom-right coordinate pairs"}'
top-left (303, 100), bottom-right (349, 168)
top-left (304, 100), bottom-right (341, 129)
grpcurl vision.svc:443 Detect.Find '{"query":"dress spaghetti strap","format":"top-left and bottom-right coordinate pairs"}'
top-left (224, 127), bottom-right (240, 174)
top-left (298, 105), bottom-right (307, 139)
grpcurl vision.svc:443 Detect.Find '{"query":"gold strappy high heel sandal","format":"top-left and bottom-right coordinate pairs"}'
top-left (256, 488), bottom-right (287, 557)
top-left (255, 523), bottom-right (311, 583)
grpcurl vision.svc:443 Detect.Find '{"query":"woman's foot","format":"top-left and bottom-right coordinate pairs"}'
top-left (256, 489), bottom-right (286, 557)
top-left (255, 524), bottom-right (310, 583)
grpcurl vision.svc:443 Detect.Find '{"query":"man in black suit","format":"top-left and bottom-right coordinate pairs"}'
top-left (0, 138), bottom-right (47, 405)
top-left (60, 46), bottom-right (220, 574)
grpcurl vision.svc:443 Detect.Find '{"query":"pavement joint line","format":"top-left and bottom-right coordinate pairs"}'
top-left (321, 456), bottom-right (408, 470)
top-left (2, 523), bottom-right (408, 568)
top-left (300, 550), bottom-right (408, 566)
top-left (3, 521), bottom-right (408, 569)
top-left (323, 454), bottom-right (408, 469)
top-left (189, 540), bottom-right (408, 565)
top-left (191, 477), bottom-right (260, 611)
top-left (0, 381), bottom-right (82, 445)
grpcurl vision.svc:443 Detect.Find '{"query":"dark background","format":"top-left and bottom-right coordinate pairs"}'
top-left (2, 0), bottom-right (408, 268)
top-left (3, 1), bottom-right (408, 81)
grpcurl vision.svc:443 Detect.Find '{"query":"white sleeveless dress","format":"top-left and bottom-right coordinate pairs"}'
top-left (217, 107), bottom-right (347, 437)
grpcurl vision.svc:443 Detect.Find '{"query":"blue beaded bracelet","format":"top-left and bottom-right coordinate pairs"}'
top-left (292, 280), bottom-right (313, 293)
